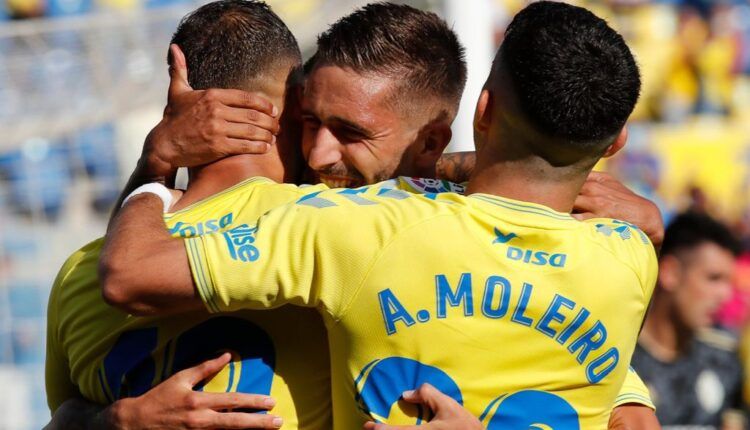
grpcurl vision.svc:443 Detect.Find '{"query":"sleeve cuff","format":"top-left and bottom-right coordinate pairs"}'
top-left (185, 237), bottom-right (221, 313)
top-left (613, 393), bottom-right (656, 410)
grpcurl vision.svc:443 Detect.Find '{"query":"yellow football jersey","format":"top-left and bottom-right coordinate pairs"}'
top-left (187, 188), bottom-right (658, 429)
top-left (45, 178), bottom-right (332, 429)
top-left (614, 366), bottom-right (655, 410)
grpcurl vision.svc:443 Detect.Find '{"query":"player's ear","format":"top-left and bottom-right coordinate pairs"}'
top-left (602, 127), bottom-right (627, 158)
top-left (658, 255), bottom-right (682, 292)
top-left (473, 88), bottom-right (493, 152)
top-left (414, 119), bottom-right (452, 173)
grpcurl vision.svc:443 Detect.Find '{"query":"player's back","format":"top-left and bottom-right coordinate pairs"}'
top-left (46, 178), bottom-right (332, 429)
top-left (184, 185), bottom-right (658, 429)
top-left (319, 191), bottom-right (658, 429)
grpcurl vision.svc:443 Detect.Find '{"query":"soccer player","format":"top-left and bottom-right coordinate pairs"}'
top-left (45, 2), bottom-right (326, 428)
top-left (101, 2), bottom-right (659, 428)
top-left (633, 212), bottom-right (744, 428)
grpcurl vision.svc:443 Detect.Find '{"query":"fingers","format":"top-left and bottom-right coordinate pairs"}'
top-left (223, 138), bottom-right (272, 155)
top-left (571, 212), bottom-right (596, 221)
top-left (573, 194), bottom-right (606, 216)
top-left (205, 89), bottom-right (278, 117)
top-left (401, 384), bottom-right (450, 413)
top-left (582, 172), bottom-right (632, 195)
top-left (223, 122), bottom-right (276, 143)
top-left (222, 106), bottom-right (280, 134)
top-left (198, 391), bottom-right (276, 412)
top-left (363, 421), bottom-right (419, 430)
top-left (168, 44), bottom-right (192, 99)
top-left (181, 352), bottom-right (232, 386)
top-left (578, 179), bottom-right (633, 200)
top-left (206, 411), bottom-right (283, 429)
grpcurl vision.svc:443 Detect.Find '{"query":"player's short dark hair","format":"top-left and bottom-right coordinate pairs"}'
top-left (169, 0), bottom-right (301, 90)
top-left (661, 212), bottom-right (740, 258)
top-left (311, 2), bottom-right (467, 113)
top-left (498, 1), bottom-right (640, 153)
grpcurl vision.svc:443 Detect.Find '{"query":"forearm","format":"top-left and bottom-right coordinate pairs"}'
top-left (100, 193), bottom-right (200, 316)
top-left (435, 151), bottom-right (475, 184)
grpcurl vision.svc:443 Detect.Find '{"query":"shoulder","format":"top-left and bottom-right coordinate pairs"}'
top-left (579, 218), bottom-right (659, 282)
top-left (52, 238), bottom-right (104, 293)
top-left (383, 177), bottom-right (466, 195)
top-left (292, 185), bottom-right (467, 221)
top-left (697, 328), bottom-right (739, 354)
top-left (49, 237), bottom-right (105, 329)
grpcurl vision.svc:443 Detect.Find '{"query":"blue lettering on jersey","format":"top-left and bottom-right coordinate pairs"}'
top-left (482, 276), bottom-right (512, 319)
top-left (506, 246), bottom-right (567, 268)
top-left (223, 224), bottom-right (260, 262)
top-left (491, 229), bottom-right (567, 268)
top-left (378, 289), bottom-right (416, 335)
top-left (436, 274), bottom-right (474, 318)
top-left (536, 294), bottom-right (576, 338)
top-left (493, 228), bottom-right (518, 244)
top-left (377, 273), bottom-right (620, 383)
top-left (586, 347), bottom-right (619, 384)
top-left (568, 321), bottom-right (608, 364)
top-left (169, 212), bottom-right (234, 238)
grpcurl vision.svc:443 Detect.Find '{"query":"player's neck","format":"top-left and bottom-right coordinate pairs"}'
top-left (172, 155), bottom-right (280, 211)
top-left (640, 296), bottom-right (693, 361)
top-left (465, 149), bottom-right (586, 213)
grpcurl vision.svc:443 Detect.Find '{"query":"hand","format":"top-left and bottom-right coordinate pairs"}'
top-left (573, 171), bottom-right (664, 248)
top-left (144, 44), bottom-right (280, 177)
top-left (104, 353), bottom-right (282, 429)
top-left (363, 384), bottom-right (483, 430)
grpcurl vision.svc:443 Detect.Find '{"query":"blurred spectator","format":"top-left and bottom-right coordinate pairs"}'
top-left (633, 212), bottom-right (744, 429)
top-left (6, 0), bottom-right (45, 19)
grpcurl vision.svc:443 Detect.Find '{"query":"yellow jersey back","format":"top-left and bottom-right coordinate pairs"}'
top-left (187, 188), bottom-right (658, 429)
top-left (46, 178), bottom-right (331, 429)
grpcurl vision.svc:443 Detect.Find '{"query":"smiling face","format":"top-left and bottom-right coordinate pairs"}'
top-left (300, 65), bottom-right (425, 188)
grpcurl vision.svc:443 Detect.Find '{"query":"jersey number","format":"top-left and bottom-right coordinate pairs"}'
top-left (355, 356), bottom-right (580, 428)
top-left (99, 317), bottom-right (275, 401)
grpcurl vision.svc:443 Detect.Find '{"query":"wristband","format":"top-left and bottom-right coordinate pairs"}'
top-left (121, 183), bottom-right (174, 213)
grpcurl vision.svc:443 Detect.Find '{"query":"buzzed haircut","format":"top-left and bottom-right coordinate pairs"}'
top-left (498, 1), bottom-right (640, 150)
top-left (661, 212), bottom-right (741, 258)
top-left (311, 2), bottom-right (467, 113)
top-left (169, 0), bottom-right (301, 90)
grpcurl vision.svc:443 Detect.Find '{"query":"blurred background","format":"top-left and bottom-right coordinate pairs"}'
top-left (1, 0), bottom-right (750, 427)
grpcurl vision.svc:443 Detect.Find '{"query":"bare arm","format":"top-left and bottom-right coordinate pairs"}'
top-left (100, 193), bottom-right (199, 316)
top-left (109, 44), bottom-right (279, 224)
top-left (435, 151), bottom-right (475, 184)
top-left (608, 404), bottom-right (661, 430)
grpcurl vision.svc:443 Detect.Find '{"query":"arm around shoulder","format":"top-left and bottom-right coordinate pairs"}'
top-left (99, 193), bottom-right (201, 316)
